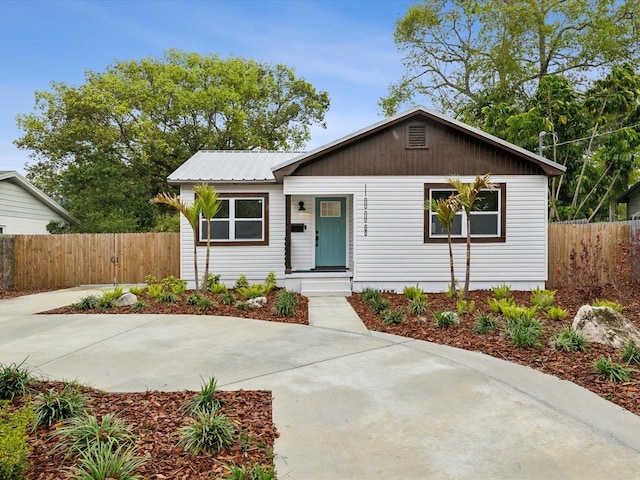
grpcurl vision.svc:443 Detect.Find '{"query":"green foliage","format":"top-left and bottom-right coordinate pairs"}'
top-left (369, 297), bottom-right (390, 315)
top-left (503, 317), bottom-right (543, 348)
top-left (593, 357), bottom-right (635, 382)
top-left (128, 286), bottom-right (144, 295)
top-left (186, 293), bottom-right (215, 311)
top-left (220, 291), bottom-right (237, 306)
top-left (381, 308), bottom-right (405, 325)
top-left (444, 281), bottom-right (459, 298)
top-left (66, 441), bottom-right (146, 480)
top-left (550, 328), bottom-right (589, 352)
top-left (621, 341), bottom-right (640, 365)
top-left (96, 295), bottom-right (116, 310)
top-left (433, 311), bottom-right (460, 329)
top-left (131, 300), bottom-right (148, 312)
top-left (234, 274), bottom-right (250, 290)
top-left (51, 413), bottom-right (136, 456)
top-left (473, 313), bottom-right (499, 334)
top-left (237, 284), bottom-right (270, 300)
top-left (273, 290), bottom-right (299, 317)
top-left (33, 382), bottom-right (86, 428)
top-left (501, 305), bottom-right (538, 322)
top-left (403, 285), bottom-right (423, 301)
top-left (408, 295), bottom-right (428, 316)
top-left (102, 285), bottom-right (124, 302)
top-left (144, 275), bottom-right (158, 286)
top-left (157, 290), bottom-right (179, 304)
top-left (545, 306), bottom-right (568, 322)
top-left (185, 377), bottom-right (223, 414)
top-left (593, 299), bottom-right (625, 312)
top-left (224, 463), bottom-right (276, 480)
top-left (456, 298), bottom-right (475, 315)
top-left (0, 402), bottom-right (34, 480)
top-left (210, 283), bottom-right (229, 294)
top-left (207, 274), bottom-right (222, 290)
top-left (147, 283), bottom-right (164, 299)
top-left (47, 220), bottom-right (71, 234)
top-left (530, 287), bottom-right (556, 311)
top-left (161, 275), bottom-right (187, 294)
top-left (491, 284), bottom-right (512, 300)
top-left (0, 360), bottom-right (35, 400)
top-left (235, 301), bottom-right (253, 311)
top-left (487, 296), bottom-right (515, 314)
top-left (73, 294), bottom-right (100, 311)
top-left (265, 272), bottom-right (277, 289)
top-left (178, 407), bottom-right (236, 454)
top-left (361, 288), bottom-right (382, 303)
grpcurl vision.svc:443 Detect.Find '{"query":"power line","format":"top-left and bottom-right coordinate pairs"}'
top-left (546, 123), bottom-right (640, 149)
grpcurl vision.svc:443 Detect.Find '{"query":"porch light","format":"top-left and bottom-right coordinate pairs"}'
top-left (298, 201), bottom-right (306, 211)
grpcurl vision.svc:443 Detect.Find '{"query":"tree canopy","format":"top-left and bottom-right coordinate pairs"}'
top-left (16, 50), bottom-right (330, 232)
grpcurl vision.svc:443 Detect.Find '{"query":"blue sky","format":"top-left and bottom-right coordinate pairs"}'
top-left (1, 0), bottom-right (417, 175)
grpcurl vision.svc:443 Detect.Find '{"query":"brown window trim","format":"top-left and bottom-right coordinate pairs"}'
top-left (424, 183), bottom-right (506, 243)
top-left (196, 192), bottom-right (269, 247)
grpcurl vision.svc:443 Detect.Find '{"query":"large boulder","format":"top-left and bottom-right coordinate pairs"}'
top-left (115, 292), bottom-right (138, 307)
top-left (572, 305), bottom-right (640, 348)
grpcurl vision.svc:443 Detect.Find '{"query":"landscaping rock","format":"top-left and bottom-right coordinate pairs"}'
top-left (115, 292), bottom-right (137, 307)
top-left (247, 296), bottom-right (268, 308)
top-left (572, 305), bottom-right (640, 348)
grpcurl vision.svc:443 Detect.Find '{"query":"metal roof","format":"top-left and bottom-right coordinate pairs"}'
top-left (167, 151), bottom-right (302, 184)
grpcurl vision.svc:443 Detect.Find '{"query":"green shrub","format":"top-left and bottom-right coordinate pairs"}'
top-left (128, 286), bottom-right (144, 296)
top-left (102, 286), bottom-right (124, 302)
top-left (444, 281), bottom-right (459, 298)
top-left (530, 287), bottom-right (556, 311)
top-left (545, 306), bottom-right (568, 321)
top-left (206, 273), bottom-right (221, 290)
top-left (131, 300), bottom-right (148, 312)
top-left (162, 275), bottom-right (187, 294)
top-left (369, 297), bottom-right (390, 315)
top-left (456, 298), bottom-right (475, 315)
top-left (66, 441), bottom-right (146, 480)
top-left (593, 357), bottom-right (634, 382)
top-left (0, 360), bottom-right (35, 400)
top-left (96, 296), bottom-right (116, 310)
top-left (220, 291), bottom-right (236, 305)
top-left (593, 299), bottom-right (625, 312)
top-left (550, 328), bottom-right (589, 352)
top-left (381, 308), bottom-right (405, 325)
top-left (403, 285), bottom-right (423, 301)
top-left (73, 294), bottom-right (100, 311)
top-left (146, 283), bottom-right (164, 299)
top-left (360, 288), bottom-right (382, 304)
top-left (473, 313), bottom-right (499, 334)
top-left (210, 283), bottom-right (228, 294)
top-left (144, 275), bottom-right (158, 286)
top-left (504, 316), bottom-right (542, 348)
top-left (185, 376), bottom-right (222, 414)
top-left (235, 301), bottom-right (253, 311)
top-left (433, 311), bottom-right (460, 328)
top-left (237, 284), bottom-right (269, 300)
top-left (491, 284), bottom-right (512, 300)
top-left (224, 463), bottom-right (276, 480)
top-left (265, 271), bottom-right (277, 289)
top-left (234, 274), bottom-right (249, 290)
top-left (487, 296), bottom-right (515, 314)
top-left (178, 407), bottom-right (236, 454)
top-left (501, 304), bottom-right (538, 322)
top-left (186, 293), bottom-right (215, 311)
top-left (0, 402), bottom-right (34, 480)
top-left (51, 413), bottom-right (136, 456)
top-left (157, 290), bottom-right (179, 304)
top-left (408, 295), bottom-right (428, 316)
top-left (621, 340), bottom-right (640, 365)
top-left (273, 290), bottom-right (298, 317)
top-left (33, 382), bottom-right (87, 428)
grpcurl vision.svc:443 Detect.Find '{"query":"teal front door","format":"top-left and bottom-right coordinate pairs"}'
top-left (315, 197), bottom-right (346, 268)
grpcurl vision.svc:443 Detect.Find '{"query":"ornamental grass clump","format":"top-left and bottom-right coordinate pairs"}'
top-left (178, 407), bottom-right (236, 454)
top-left (186, 293), bottom-right (215, 311)
top-left (381, 308), bottom-right (405, 325)
top-left (593, 357), bottom-right (634, 382)
top-left (51, 413), bottom-right (136, 456)
top-left (0, 360), bottom-right (35, 400)
top-left (33, 382), bottom-right (87, 429)
top-left (185, 377), bottom-right (223, 414)
top-left (491, 284), bottom-right (512, 300)
top-left (501, 304), bottom-right (538, 322)
top-left (404, 286), bottom-right (428, 315)
top-left (273, 289), bottom-right (298, 317)
top-left (66, 441), bottom-right (146, 480)
top-left (220, 291), bottom-right (236, 305)
top-left (503, 316), bottom-right (542, 348)
top-left (487, 296), bottom-right (515, 314)
top-left (530, 287), bottom-right (556, 311)
top-left (545, 306), bottom-right (568, 321)
top-left (621, 341), bottom-right (640, 366)
top-left (473, 313), bottom-right (499, 334)
top-left (433, 311), bottom-right (460, 328)
top-left (224, 463), bottom-right (276, 480)
top-left (73, 294), bottom-right (100, 311)
top-left (550, 328), bottom-right (589, 352)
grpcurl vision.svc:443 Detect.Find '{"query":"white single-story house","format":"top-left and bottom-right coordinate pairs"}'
top-left (168, 106), bottom-right (566, 295)
top-left (0, 170), bottom-right (74, 234)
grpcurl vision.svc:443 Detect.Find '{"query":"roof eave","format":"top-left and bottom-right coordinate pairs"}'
top-left (168, 178), bottom-right (278, 186)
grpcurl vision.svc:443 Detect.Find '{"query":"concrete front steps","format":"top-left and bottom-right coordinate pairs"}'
top-left (301, 277), bottom-right (352, 297)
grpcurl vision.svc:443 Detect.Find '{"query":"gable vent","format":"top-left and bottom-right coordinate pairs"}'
top-left (407, 123), bottom-right (427, 148)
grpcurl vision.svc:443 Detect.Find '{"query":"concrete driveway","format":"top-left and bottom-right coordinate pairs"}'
top-left (2, 288), bottom-right (640, 479)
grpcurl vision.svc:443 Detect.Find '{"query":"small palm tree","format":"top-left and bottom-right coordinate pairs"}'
top-left (193, 184), bottom-right (221, 292)
top-left (428, 195), bottom-right (460, 296)
top-left (151, 192), bottom-right (202, 291)
top-left (448, 174), bottom-right (495, 300)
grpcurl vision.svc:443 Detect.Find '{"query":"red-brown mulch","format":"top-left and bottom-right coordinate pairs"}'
top-left (13, 381), bottom-right (276, 479)
top-left (348, 285), bottom-right (640, 416)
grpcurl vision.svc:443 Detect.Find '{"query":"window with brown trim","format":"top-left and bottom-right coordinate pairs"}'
top-left (424, 183), bottom-right (506, 243)
top-left (197, 193), bottom-right (269, 246)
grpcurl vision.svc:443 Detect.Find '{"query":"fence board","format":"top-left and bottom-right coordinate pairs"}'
top-left (12, 233), bottom-right (179, 289)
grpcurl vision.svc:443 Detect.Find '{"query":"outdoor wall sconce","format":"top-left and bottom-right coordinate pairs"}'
top-left (298, 201), bottom-right (306, 211)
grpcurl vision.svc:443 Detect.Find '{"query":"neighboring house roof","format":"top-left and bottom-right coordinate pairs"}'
top-left (0, 170), bottom-right (75, 224)
top-left (616, 180), bottom-right (640, 204)
top-left (272, 105), bottom-right (566, 181)
top-left (168, 151), bottom-right (302, 184)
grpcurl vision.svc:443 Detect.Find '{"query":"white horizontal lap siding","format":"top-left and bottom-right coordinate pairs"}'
top-left (0, 182), bottom-right (66, 233)
top-left (290, 195), bottom-right (314, 270)
top-left (179, 184), bottom-right (285, 287)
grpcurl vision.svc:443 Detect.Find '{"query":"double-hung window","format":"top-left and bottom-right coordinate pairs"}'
top-left (198, 193), bottom-right (268, 246)
top-left (425, 184), bottom-right (505, 243)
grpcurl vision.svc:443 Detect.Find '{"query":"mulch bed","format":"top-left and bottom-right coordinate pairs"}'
top-left (348, 285), bottom-right (640, 416)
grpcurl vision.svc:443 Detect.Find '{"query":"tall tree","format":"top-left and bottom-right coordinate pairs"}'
top-left (15, 50), bottom-right (330, 232)
top-left (382, 0), bottom-right (640, 120)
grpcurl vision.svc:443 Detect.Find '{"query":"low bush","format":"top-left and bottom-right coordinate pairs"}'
top-left (433, 311), bottom-right (460, 329)
top-left (501, 305), bottom-right (538, 322)
top-left (128, 286), bottom-right (144, 296)
top-left (487, 296), bottom-right (515, 314)
top-left (51, 413), bottom-right (136, 456)
top-left (220, 291), bottom-right (236, 306)
top-left (265, 272), bottom-right (277, 290)
top-left (237, 284), bottom-right (269, 300)
top-left (178, 407), bottom-right (236, 454)
top-left (206, 273), bottom-right (222, 291)
top-left (593, 357), bottom-right (634, 382)
top-left (234, 274), bottom-right (249, 290)
top-left (381, 308), bottom-right (405, 325)
top-left (0, 402), bottom-right (34, 480)
top-left (593, 299), bottom-right (624, 312)
top-left (369, 297), bottom-right (390, 315)
top-left (0, 360), bottom-right (35, 400)
top-left (162, 275), bottom-right (187, 295)
top-left (102, 286), bottom-right (124, 302)
top-left (96, 296), bottom-right (116, 310)
top-left (504, 316), bottom-right (542, 348)
top-left (186, 293), bottom-right (215, 311)
top-left (360, 288), bottom-right (382, 304)
top-left (530, 287), bottom-right (556, 311)
top-left (621, 341), bottom-right (640, 366)
top-left (408, 296), bottom-right (428, 316)
top-left (235, 301), bottom-right (253, 311)
top-left (456, 298), bottom-right (475, 315)
top-left (273, 290), bottom-right (298, 317)
top-left (131, 300), bottom-right (148, 312)
top-left (224, 463), bottom-right (276, 480)
top-left (73, 295), bottom-right (100, 311)
top-left (210, 283), bottom-right (228, 294)
top-left (33, 382), bottom-right (87, 428)
top-left (550, 328), bottom-right (589, 352)
top-left (473, 313), bottom-right (499, 334)
top-left (403, 285), bottom-right (423, 301)
top-left (146, 283), bottom-right (164, 299)
top-left (545, 306), bottom-right (568, 321)
top-left (185, 377), bottom-right (223, 414)
top-left (66, 441), bottom-right (146, 480)
top-left (157, 290), bottom-right (179, 304)
top-left (491, 284), bottom-right (512, 300)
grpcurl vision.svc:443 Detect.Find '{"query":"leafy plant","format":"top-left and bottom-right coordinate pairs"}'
top-left (503, 316), bottom-right (542, 348)
top-left (234, 274), bottom-right (249, 290)
top-left (381, 308), bottom-right (405, 325)
top-left (33, 382), bottom-right (86, 428)
top-left (593, 357), bottom-right (634, 382)
top-left (369, 296), bottom-right (390, 315)
top-left (210, 283), bottom-right (228, 294)
top-left (144, 275), bottom-right (158, 286)
top-left (456, 298), bottom-right (475, 315)
top-left (157, 290), bottom-right (179, 304)
top-left (161, 275), bottom-right (187, 294)
top-left (146, 283), bottom-right (164, 299)
top-left (550, 328), bottom-right (589, 352)
top-left (273, 289), bottom-right (298, 317)
top-left (96, 295), bottom-right (116, 310)
top-left (131, 300), bottom-right (148, 312)
top-left (207, 273), bottom-right (222, 290)
top-left (0, 360), bottom-right (35, 400)
top-left (473, 313), bottom-right (499, 334)
top-left (128, 286), bottom-right (144, 295)
top-left (593, 298), bottom-right (624, 312)
top-left (0, 402), bottom-right (34, 480)
top-left (102, 285), bottom-right (124, 302)
top-left (220, 291), bottom-right (236, 305)
top-left (501, 304), bottom-right (538, 322)
top-left (224, 463), bottom-right (276, 480)
top-left (530, 287), bottom-right (556, 311)
top-left (361, 288), bottom-right (382, 304)
top-left (265, 271), bottom-right (277, 290)
top-left (545, 306), bottom-right (568, 321)
top-left (73, 294), bottom-right (100, 311)
top-left (433, 311), bottom-right (460, 328)
top-left (403, 285), bottom-right (423, 301)
top-left (178, 407), bottom-right (236, 454)
top-left (621, 340), bottom-right (640, 365)
top-left (237, 284), bottom-right (269, 300)
top-left (235, 301), bottom-right (253, 311)
top-left (491, 284), bottom-right (512, 300)
top-left (487, 296), bottom-right (515, 314)
top-left (66, 440), bottom-right (146, 480)
top-left (408, 295), bottom-right (428, 316)
top-left (444, 280), bottom-right (459, 298)
top-left (186, 293), bottom-right (215, 311)
top-left (185, 377), bottom-right (223, 414)
top-left (51, 413), bottom-right (136, 456)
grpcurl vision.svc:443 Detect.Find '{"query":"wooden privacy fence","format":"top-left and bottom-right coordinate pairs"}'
top-left (11, 233), bottom-right (180, 289)
top-left (548, 221), bottom-right (640, 288)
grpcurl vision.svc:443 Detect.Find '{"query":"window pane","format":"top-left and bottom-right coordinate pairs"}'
top-left (470, 214), bottom-right (498, 235)
top-left (235, 220), bottom-right (262, 239)
top-left (474, 191), bottom-right (498, 212)
top-left (214, 200), bottom-right (229, 218)
top-left (431, 214), bottom-right (462, 235)
top-left (211, 221), bottom-right (229, 240)
top-left (431, 190), bottom-right (455, 202)
top-left (320, 201), bottom-right (341, 217)
top-left (236, 199), bottom-right (262, 218)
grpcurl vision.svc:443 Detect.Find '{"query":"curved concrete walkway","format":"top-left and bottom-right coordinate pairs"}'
top-left (2, 288), bottom-right (640, 479)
